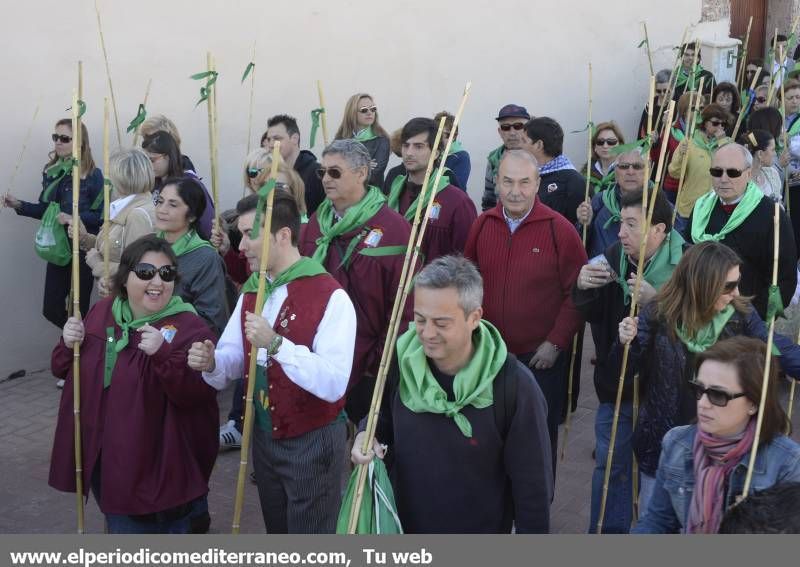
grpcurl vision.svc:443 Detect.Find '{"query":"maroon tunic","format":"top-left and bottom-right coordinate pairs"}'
top-left (299, 204), bottom-right (412, 387)
top-left (396, 182), bottom-right (477, 264)
top-left (48, 297), bottom-right (219, 515)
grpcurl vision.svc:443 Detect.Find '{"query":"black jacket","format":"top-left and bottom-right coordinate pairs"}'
top-left (293, 150), bottom-right (325, 215)
top-left (537, 168), bottom-right (586, 225)
top-left (672, 68), bottom-right (716, 101)
top-left (362, 136), bottom-right (391, 187)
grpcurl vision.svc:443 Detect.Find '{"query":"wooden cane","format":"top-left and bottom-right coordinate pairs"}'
top-left (767, 30), bottom-right (781, 106)
top-left (671, 77), bottom-right (705, 224)
top-left (641, 22), bottom-right (655, 77)
top-left (94, 1), bottom-right (121, 146)
top-left (631, 372), bottom-right (640, 521)
top-left (3, 102), bottom-right (39, 207)
top-left (70, 69), bottom-right (86, 533)
top-left (317, 80), bottom-right (330, 146)
top-left (731, 67), bottom-right (763, 142)
top-left (779, 46), bottom-right (791, 213)
top-left (246, 42), bottom-right (256, 157)
top-left (742, 204), bottom-right (781, 498)
top-left (102, 98), bottom-right (111, 283)
top-left (348, 85), bottom-right (472, 533)
top-left (231, 143), bottom-right (282, 534)
top-left (205, 53), bottom-right (221, 234)
top-left (581, 63), bottom-right (593, 245)
top-left (653, 26), bottom-right (690, 137)
top-left (131, 79), bottom-right (152, 148)
top-left (736, 17), bottom-right (753, 94)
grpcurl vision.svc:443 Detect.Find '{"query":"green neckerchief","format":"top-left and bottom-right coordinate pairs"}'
top-left (692, 129), bottom-right (722, 156)
top-left (601, 186), bottom-right (622, 229)
top-left (618, 230), bottom-right (685, 305)
top-left (676, 65), bottom-right (704, 89)
top-left (589, 162), bottom-right (616, 193)
top-left (354, 125), bottom-right (378, 142)
top-left (787, 114), bottom-right (800, 138)
top-left (396, 320), bottom-right (508, 438)
top-left (312, 186), bottom-right (386, 268)
top-left (42, 157), bottom-right (75, 202)
top-left (487, 145), bottom-right (505, 177)
top-left (158, 229), bottom-right (213, 257)
top-left (675, 305), bottom-right (735, 353)
top-left (387, 170), bottom-right (451, 221)
top-left (690, 182), bottom-right (764, 243)
top-left (241, 256), bottom-right (328, 295)
top-left (671, 125), bottom-right (686, 143)
top-left (448, 140), bottom-right (464, 156)
top-left (105, 296), bottom-right (196, 387)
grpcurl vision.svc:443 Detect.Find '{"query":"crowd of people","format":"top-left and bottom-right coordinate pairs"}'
top-left (6, 34), bottom-right (800, 535)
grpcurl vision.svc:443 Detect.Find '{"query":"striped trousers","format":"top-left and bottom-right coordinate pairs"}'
top-left (252, 419), bottom-right (347, 533)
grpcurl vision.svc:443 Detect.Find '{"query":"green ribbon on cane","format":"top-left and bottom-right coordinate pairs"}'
top-left (251, 178), bottom-right (277, 239)
top-left (126, 104), bottom-right (147, 134)
top-left (241, 62), bottom-right (255, 84)
top-left (766, 285), bottom-right (785, 356)
top-left (65, 101), bottom-right (87, 118)
top-left (637, 38), bottom-right (649, 49)
top-left (571, 121), bottom-right (596, 136)
top-left (310, 108), bottom-right (325, 147)
top-left (190, 70), bottom-right (219, 107)
top-left (611, 134), bottom-right (652, 156)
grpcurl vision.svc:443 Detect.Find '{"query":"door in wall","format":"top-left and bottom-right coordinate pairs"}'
top-left (731, 0), bottom-right (767, 64)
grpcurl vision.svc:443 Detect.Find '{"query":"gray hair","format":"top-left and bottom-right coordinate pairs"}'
top-left (108, 148), bottom-right (155, 196)
top-left (499, 148), bottom-right (540, 173)
top-left (615, 148), bottom-right (647, 163)
top-left (322, 139), bottom-right (373, 174)
top-left (655, 68), bottom-right (672, 84)
top-left (414, 255), bottom-right (483, 316)
top-left (714, 143), bottom-right (753, 169)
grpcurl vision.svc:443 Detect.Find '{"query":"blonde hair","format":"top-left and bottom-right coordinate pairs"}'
top-left (244, 149), bottom-right (307, 215)
top-left (108, 148), bottom-right (154, 196)
top-left (140, 114), bottom-right (182, 147)
top-left (334, 93), bottom-right (389, 140)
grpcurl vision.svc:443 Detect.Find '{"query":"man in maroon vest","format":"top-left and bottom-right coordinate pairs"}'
top-left (188, 191), bottom-right (357, 533)
top-left (299, 138), bottom-right (412, 424)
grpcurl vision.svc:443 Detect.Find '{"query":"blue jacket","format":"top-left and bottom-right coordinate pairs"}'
top-left (17, 168), bottom-right (104, 233)
top-left (445, 150), bottom-right (471, 190)
top-left (586, 185), bottom-right (622, 258)
top-left (633, 424), bottom-right (800, 533)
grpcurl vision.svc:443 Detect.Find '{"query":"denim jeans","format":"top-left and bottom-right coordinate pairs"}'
top-left (638, 472), bottom-right (657, 519)
top-left (589, 402), bottom-right (634, 533)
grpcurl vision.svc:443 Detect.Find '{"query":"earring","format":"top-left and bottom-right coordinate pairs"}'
top-left (748, 408), bottom-right (756, 415)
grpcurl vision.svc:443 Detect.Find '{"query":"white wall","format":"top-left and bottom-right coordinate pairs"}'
top-left (0, 0), bottom-right (708, 376)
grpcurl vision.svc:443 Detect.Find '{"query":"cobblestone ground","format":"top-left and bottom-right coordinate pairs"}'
top-left (2, 318), bottom-right (799, 534)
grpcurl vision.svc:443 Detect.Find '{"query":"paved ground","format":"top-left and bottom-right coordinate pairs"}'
top-left (1, 323), bottom-right (797, 534)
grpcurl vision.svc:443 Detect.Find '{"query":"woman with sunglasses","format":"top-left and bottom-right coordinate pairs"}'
top-left (4, 119), bottom-right (103, 332)
top-left (142, 131), bottom-right (215, 239)
top-left (615, 241), bottom-right (800, 515)
top-left (740, 130), bottom-right (783, 203)
top-left (638, 69), bottom-right (672, 140)
top-left (49, 235), bottom-right (218, 533)
top-left (712, 82), bottom-right (741, 135)
top-left (582, 121), bottom-right (624, 194)
top-left (155, 177), bottom-right (228, 336)
top-left (668, 103), bottom-right (733, 231)
top-left (334, 93), bottom-right (390, 187)
top-left (633, 336), bottom-right (800, 533)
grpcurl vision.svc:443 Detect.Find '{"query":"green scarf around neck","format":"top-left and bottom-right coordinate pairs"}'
top-left (447, 140), bottom-right (464, 156)
top-left (354, 126), bottom-right (378, 142)
top-left (618, 230), bottom-right (685, 304)
top-left (601, 186), bottom-right (622, 229)
top-left (675, 305), bottom-right (735, 353)
top-left (692, 129), bottom-right (723, 156)
top-left (589, 163), bottom-right (616, 193)
top-left (676, 65), bottom-right (704, 89)
top-left (159, 229), bottom-right (213, 257)
top-left (241, 256), bottom-right (328, 297)
top-left (487, 146), bottom-right (505, 176)
top-left (387, 170), bottom-right (451, 221)
top-left (690, 181), bottom-right (764, 244)
top-left (396, 320), bottom-right (508, 438)
top-left (312, 186), bottom-right (386, 268)
top-left (42, 157), bottom-right (75, 202)
top-left (104, 296), bottom-right (196, 387)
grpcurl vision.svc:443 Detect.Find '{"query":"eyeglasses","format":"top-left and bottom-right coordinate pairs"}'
top-left (688, 380), bottom-right (747, 407)
top-left (52, 134), bottom-right (72, 144)
top-left (499, 123), bottom-right (526, 132)
top-left (708, 119), bottom-right (725, 127)
top-left (755, 96), bottom-right (768, 103)
top-left (358, 106), bottom-right (377, 114)
top-left (132, 262), bottom-right (178, 282)
top-left (247, 167), bottom-right (263, 179)
top-left (709, 167), bottom-right (747, 178)
top-left (616, 162), bottom-right (645, 170)
top-left (316, 167), bottom-right (344, 180)
top-left (722, 277), bottom-right (741, 293)
top-left (595, 138), bottom-right (619, 146)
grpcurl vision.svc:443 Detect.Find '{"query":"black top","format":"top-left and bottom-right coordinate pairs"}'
top-left (294, 149), bottom-right (325, 215)
top-left (537, 168), bottom-right (586, 225)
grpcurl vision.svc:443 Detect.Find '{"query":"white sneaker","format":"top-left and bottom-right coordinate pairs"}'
top-left (56, 379), bottom-right (65, 389)
top-left (219, 420), bottom-right (242, 450)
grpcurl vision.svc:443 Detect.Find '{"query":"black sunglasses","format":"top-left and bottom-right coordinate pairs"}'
top-left (596, 138), bottom-right (619, 146)
top-left (247, 167), bottom-right (263, 179)
top-left (499, 123), bottom-right (526, 132)
top-left (358, 106), bottom-right (377, 114)
top-left (617, 163), bottom-right (645, 170)
top-left (132, 263), bottom-right (178, 282)
top-left (316, 167), bottom-right (344, 180)
top-left (723, 277), bottom-right (741, 293)
top-left (688, 380), bottom-right (747, 407)
top-left (52, 133), bottom-right (72, 144)
top-left (708, 119), bottom-right (725, 127)
top-left (709, 167), bottom-right (747, 178)
top-left (755, 96), bottom-right (768, 103)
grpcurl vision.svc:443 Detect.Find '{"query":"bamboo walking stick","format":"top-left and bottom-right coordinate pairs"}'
top-left (671, 77), bottom-right (705, 225)
top-left (767, 30), bottom-right (781, 107)
top-left (779, 47), bottom-right (791, 213)
top-left (3, 102), bottom-right (39, 207)
top-left (735, 17), bottom-right (753, 94)
top-left (245, 42), bottom-right (256, 157)
top-left (561, 62), bottom-right (593, 462)
top-left (102, 98), bottom-right (111, 283)
top-left (94, 1), bottom-right (121, 146)
top-left (131, 79), bottom-right (152, 147)
top-left (348, 86), bottom-right (472, 533)
top-left (731, 67), bottom-right (763, 142)
top-left (317, 80), bottom-right (330, 146)
top-left (205, 53), bottom-right (221, 233)
top-left (231, 143), bottom-right (282, 534)
top-left (742, 204), bottom-right (781, 499)
top-left (71, 66), bottom-right (86, 533)
top-left (641, 22), bottom-right (655, 77)
top-left (653, 26), bottom-right (691, 139)
top-left (631, 372), bottom-right (640, 521)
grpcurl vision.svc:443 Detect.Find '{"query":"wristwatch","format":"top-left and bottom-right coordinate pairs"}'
top-left (267, 334), bottom-right (283, 357)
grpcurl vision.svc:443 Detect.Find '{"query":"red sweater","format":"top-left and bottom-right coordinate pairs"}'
top-left (464, 201), bottom-right (587, 355)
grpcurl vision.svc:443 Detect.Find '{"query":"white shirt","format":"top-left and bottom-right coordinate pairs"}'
top-left (109, 194), bottom-right (136, 220)
top-left (203, 284), bottom-right (357, 403)
top-left (503, 205), bottom-right (533, 234)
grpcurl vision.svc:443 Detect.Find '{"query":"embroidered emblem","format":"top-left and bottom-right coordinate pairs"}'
top-left (532, 247), bottom-right (540, 253)
top-left (364, 228), bottom-right (383, 248)
top-left (547, 183), bottom-right (558, 193)
top-left (159, 325), bottom-right (177, 343)
top-left (258, 389), bottom-right (269, 410)
top-left (280, 319), bottom-right (289, 328)
top-left (429, 202), bottom-right (441, 220)
top-left (290, 314), bottom-right (296, 321)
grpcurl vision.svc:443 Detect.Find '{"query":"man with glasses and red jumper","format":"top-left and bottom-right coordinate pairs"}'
top-left (482, 104), bottom-right (531, 211)
top-left (685, 143), bottom-right (796, 319)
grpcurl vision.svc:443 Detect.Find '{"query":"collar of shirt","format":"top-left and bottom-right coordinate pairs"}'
top-left (502, 203), bottom-right (534, 233)
top-left (110, 194), bottom-right (137, 221)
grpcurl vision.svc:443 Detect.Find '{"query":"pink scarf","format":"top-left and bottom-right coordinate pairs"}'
top-left (687, 420), bottom-right (756, 534)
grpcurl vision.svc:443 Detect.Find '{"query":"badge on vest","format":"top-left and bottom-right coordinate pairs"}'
top-left (364, 228), bottom-right (383, 247)
top-left (160, 325), bottom-right (177, 343)
top-left (547, 183), bottom-right (558, 193)
top-left (429, 202), bottom-right (442, 220)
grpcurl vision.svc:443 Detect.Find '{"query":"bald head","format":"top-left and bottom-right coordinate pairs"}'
top-left (711, 143), bottom-right (753, 204)
top-left (499, 148), bottom-right (540, 174)
top-left (713, 143), bottom-right (753, 170)
top-left (496, 149), bottom-right (540, 219)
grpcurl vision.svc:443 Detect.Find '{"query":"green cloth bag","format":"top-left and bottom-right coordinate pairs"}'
top-left (336, 459), bottom-right (403, 534)
top-left (34, 202), bottom-right (71, 266)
